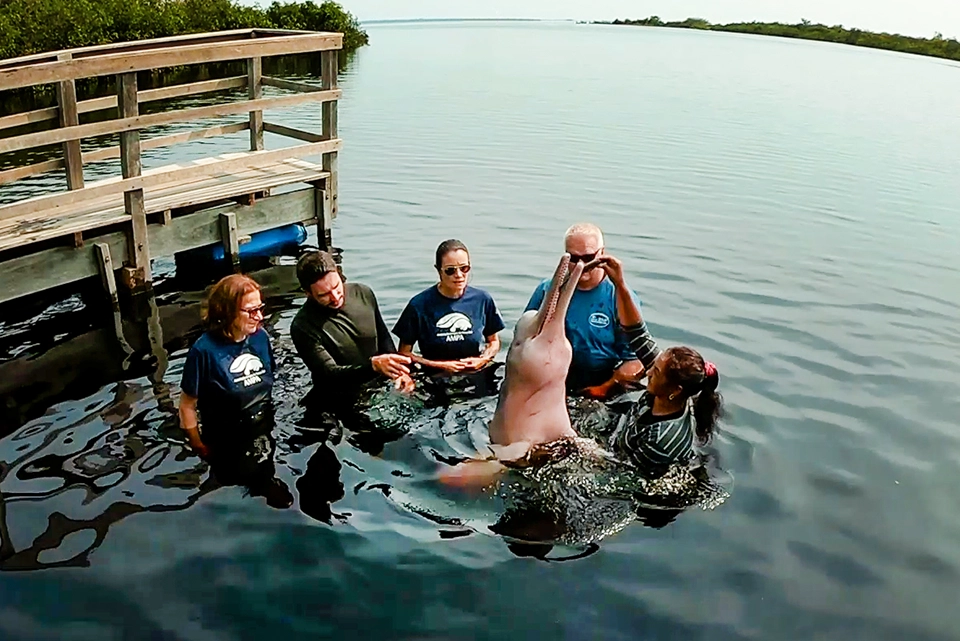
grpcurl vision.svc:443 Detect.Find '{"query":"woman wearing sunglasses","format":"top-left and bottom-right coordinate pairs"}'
top-left (393, 239), bottom-right (505, 376)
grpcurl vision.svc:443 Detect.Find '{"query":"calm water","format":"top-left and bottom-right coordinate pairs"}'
top-left (2, 21), bottom-right (960, 640)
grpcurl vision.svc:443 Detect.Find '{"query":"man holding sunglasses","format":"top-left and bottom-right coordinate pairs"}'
top-left (290, 250), bottom-right (414, 414)
top-left (524, 223), bottom-right (644, 399)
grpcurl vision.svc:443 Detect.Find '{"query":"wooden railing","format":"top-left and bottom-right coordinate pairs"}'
top-left (0, 28), bottom-right (342, 289)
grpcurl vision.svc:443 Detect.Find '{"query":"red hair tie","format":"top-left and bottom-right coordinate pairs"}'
top-left (703, 361), bottom-right (717, 377)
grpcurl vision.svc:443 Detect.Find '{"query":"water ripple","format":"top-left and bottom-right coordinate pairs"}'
top-left (1, 20), bottom-right (959, 641)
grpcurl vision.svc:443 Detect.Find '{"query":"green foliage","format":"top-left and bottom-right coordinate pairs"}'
top-left (603, 17), bottom-right (960, 63)
top-left (266, 1), bottom-right (367, 50)
top-left (0, 0), bottom-right (368, 60)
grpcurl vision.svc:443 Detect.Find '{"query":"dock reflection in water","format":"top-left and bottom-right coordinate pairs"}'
top-left (0, 262), bottom-right (311, 571)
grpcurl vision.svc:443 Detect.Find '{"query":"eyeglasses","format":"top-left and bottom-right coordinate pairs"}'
top-left (569, 251), bottom-right (600, 264)
top-left (240, 304), bottom-right (266, 317)
top-left (441, 265), bottom-right (471, 276)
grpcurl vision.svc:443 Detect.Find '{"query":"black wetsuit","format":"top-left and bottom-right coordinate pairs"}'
top-left (290, 282), bottom-right (397, 409)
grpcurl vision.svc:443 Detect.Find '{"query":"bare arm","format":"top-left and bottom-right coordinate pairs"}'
top-left (178, 392), bottom-right (209, 457)
top-left (461, 333), bottom-right (501, 370)
top-left (602, 255), bottom-right (661, 370)
top-left (481, 333), bottom-right (501, 361)
top-left (602, 255), bottom-right (643, 326)
top-left (580, 255), bottom-right (659, 399)
top-left (399, 342), bottom-right (468, 373)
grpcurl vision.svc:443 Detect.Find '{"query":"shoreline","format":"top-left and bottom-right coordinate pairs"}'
top-left (594, 18), bottom-right (960, 63)
top-left (0, 0), bottom-right (368, 63)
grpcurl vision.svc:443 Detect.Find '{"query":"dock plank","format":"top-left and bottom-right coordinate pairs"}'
top-left (0, 188), bottom-right (316, 304)
top-left (0, 155), bottom-right (327, 252)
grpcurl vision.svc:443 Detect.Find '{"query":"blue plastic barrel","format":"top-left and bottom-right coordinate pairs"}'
top-left (174, 223), bottom-right (308, 273)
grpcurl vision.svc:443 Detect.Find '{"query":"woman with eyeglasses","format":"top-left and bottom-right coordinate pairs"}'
top-left (393, 239), bottom-right (505, 376)
top-left (179, 273), bottom-right (276, 460)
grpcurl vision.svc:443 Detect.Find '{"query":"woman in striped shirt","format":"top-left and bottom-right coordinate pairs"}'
top-left (599, 255), bottom-right (724, 478)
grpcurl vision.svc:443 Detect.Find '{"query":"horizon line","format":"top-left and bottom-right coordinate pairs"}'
top-left (354, 16), bottom-right (955, 39)
top-left (359, 17), bottom-right (574, 25)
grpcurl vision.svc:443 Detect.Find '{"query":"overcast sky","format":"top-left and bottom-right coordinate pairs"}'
top-left (328, 0), bottom-right (958, 38)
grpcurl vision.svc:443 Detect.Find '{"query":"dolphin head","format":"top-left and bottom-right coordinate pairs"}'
top-left (489, 253), bottom-right (585, 448)
top-left (513, 254), bottom-right (585, 346)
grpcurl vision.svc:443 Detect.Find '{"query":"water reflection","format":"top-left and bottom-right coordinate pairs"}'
top-left (205, 409), bottom-right (294, 511)
top-left (0, 378), bottom-right (217, 571)
top-left (0, 258), bottom-right (730, 575)
top-left (0, 262), bottom-right (306, 571)
top-left (342, 381), bottom-right (730, 557)
top-left (296, 441), bottom-right (346, 525)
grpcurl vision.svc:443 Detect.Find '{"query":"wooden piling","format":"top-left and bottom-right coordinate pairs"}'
top-left (94, 242), bottom-right (119, 306)
top-left (314, 186), bottom-right (332, 251)
top-left (117, 72), bottom-right (151, 289)
top-left (219, 212), bottom-right (241, 271)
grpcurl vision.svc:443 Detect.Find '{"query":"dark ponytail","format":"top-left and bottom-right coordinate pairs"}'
top-left (661, 347), bottom-right (725, 444)
top-left (693, 364), bottom-right (723, 443)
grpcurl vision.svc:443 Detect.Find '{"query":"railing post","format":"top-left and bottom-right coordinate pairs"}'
top-left (320, 49), bottom-right (338, 225)
top-left (248, 57), bottom-right (264, 151)
top-left (55, 53), bottom-right (84, 191)
top-left (117, 72), bottom-right (151, 290)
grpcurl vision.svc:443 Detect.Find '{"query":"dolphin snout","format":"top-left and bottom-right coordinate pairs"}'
top-left (532, 253), bottom-right (583, 338)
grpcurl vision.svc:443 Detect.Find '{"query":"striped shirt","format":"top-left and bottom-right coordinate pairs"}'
top-left (622, 321), bottom-right (661, 371)
top-left (610, 320), bottom-right (695, 477)
top-left (608, 395), bottom-right (696, 478)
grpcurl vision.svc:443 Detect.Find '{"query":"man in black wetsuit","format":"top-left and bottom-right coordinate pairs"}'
top-left (290, 250), bottom-right (414, 413)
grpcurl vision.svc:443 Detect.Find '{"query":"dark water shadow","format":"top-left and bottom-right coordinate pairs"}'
top-left (0, 262), bottom-right (307, 572)
top-left (0, 377), bottom-right (218, 571)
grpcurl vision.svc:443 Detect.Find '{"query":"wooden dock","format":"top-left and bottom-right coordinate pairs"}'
top-left (0, 29), bottom-right (343, 305)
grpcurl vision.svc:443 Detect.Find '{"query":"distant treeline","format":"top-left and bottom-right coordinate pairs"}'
top-left (601, 17), bottom-right (960, 62)
top-left (0, 0), bottom-right (369, 60)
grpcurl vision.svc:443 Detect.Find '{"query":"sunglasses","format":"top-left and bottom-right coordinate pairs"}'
top-left (569, 251), bottom-right (600, 264)
top-left (441, 265), bottom-right (471, 276)
top-left (240, 304), bottom-right (266, 316)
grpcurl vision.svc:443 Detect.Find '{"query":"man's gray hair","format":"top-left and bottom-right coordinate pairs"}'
top-left (564, 222), bottom-right (604, 247)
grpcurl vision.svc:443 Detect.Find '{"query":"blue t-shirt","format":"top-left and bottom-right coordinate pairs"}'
top-left (393, 285), bottom-right (505, 361)
top-left (525, 277), bottom-right (638, 390)
top-left (180, 328), bottom-right (276, 428)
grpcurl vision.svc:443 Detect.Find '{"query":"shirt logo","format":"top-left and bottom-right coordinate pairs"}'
top-left (436, 312), bottom-right (473, 343)
top-left (589, 312), bottom-right (610, 328)
top-left (229, 353), bottom-right (265, 387)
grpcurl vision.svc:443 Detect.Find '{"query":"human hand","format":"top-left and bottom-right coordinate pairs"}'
top-left (371, 353), bottom-right (412, 379)
top-left (434, 360), bottom-right (469, 374)
top-left (192, 441), bottom-right (210, 459)
top-left (581, 383), bottom-right (614, 400)
top-left (612, 360), bottom-right (645, 387)
top-left (459, 356), bottom-right (489, 371)
top-left (394, 373), bottom-right (415, 393)
top-left (600, 254), bottom-right (627, 285)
